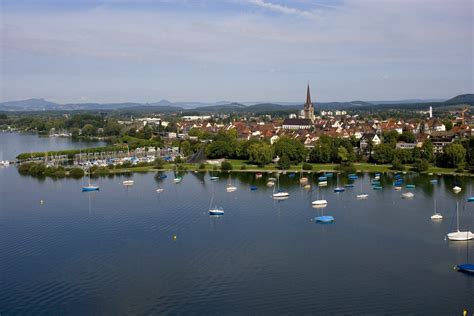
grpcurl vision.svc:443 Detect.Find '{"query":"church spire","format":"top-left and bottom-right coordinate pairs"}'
top-left (306, 84), bottom-right (311, 105)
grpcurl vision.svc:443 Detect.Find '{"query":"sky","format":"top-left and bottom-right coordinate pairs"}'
top-left (0, 0), bottom-right (473, 103)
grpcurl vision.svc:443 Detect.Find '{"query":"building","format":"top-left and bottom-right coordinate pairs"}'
top-left (303, 84), bottom-right (315, 122)
top-left (282, 118), bottom-right (313, 130)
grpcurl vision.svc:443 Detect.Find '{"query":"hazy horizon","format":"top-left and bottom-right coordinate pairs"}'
top-left (1, 0), bottom-right (472, 103)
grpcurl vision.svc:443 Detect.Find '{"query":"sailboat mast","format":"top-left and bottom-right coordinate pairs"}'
top-left (457, 202), bottom-right (460, 231)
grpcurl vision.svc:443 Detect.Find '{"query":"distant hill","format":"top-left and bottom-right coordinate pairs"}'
top-left (444, 94), bottom-right (474, 105)
top-left (1, 94), bottom-right (471, 112)
top-left (368, 98), bottom-right (446, 105)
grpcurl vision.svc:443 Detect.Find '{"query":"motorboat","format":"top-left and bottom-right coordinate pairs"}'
top-left (122, 180), bottom-right (134, 186)
top-left (312, 199), bottom-right (328, 206)
top-left (209, 208), bottom-right (224, 216)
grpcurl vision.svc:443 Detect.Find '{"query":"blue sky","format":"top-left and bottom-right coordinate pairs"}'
top-left (1, 0), bottom-right (472, 103)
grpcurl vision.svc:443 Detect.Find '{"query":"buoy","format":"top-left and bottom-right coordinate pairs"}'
top-left (40, 200), bottom-right (44, 205)
top-left (173, 235), bottom-right (177, 240)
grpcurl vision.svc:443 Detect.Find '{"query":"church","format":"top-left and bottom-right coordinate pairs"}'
top-left (282, 84), bottom-right (315, 130)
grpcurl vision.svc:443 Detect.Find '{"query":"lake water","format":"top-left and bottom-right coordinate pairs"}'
top-left (0, 132), bottom-right (106, 160)
top-left (1, 134), bottom-right (473, 314)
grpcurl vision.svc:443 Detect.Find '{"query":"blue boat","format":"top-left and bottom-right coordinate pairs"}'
top-left (348, 175), bottom-right (358, 180)
top-left (250, 186), bottom-right (258, 191)
top-left (82, 185), bottom-right (99, 192)
top-left (318, 176), bottom-right (327, 181)
top-left (468, 197), bottom-right (474, 202)
top-left (334, 187), bottom-right (345, 192)
top-left (406, 184), bottom-right (416, 189)
top-left (344, 184), bottom-right (354, 188)
top-left (373, 186), bottom-right (383, 190)
top-left (315, 215), bottom-right (335, 223)
top-left (456, 263), bottom-right (474, 274)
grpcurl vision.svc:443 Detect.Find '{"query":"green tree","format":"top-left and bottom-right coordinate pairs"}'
top-left (205, 140), bottom-right (235, 159)
top-left (444, 120), bottom-right (453, 131)
top-left (398, 131), bottom-right (415, 143)
top-left (180, 140), bottom-right (192, 157)
top-left (337, 146), bottom-right (349, 162)
top-left (421, 139), bottom-right (434, 162)
top-left (372, 143), bottom-right (395, 164)
top-left (82, 124), bottom-right (97, 136)
top-left (382, 130), bottom-right (399, 144)
top-left (273, 137), bottom-right (306, 162)
top-left (391, 158), bottom-right (405, 171)
top-left (443, 143), bottom-right (466, 168)
top-left (309, 142), bottom-right (331, 163)
top-left (247, 143), bottom-right (272, 166)
top-left (413, 159), bottom-right (430, 172)
top-left (221, 160), bottom-right (233, 171)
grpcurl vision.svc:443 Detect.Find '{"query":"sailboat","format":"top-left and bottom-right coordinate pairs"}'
top-left (156, 187), bottom-right (164, 193)
top-left (173, 176), bottom-right (182, 183)
top-left (455, 232), bottom-right (474, 274)
top-left (273, 175), bottom-right (289, 199)
top-left (453, 186), bottom-right (462, 193)
top-left (334, 173), bottom-right (344, 192)
top-left (315, 205), bottom-right (334, 223)
top-left (208, 191), bottom-right (224, 215)
top-left (401, 192), bottom-right (414, 199)
top-left (299, 165), bottom-right (308, 184)
top-left (226, 174), bottom-right (237, 192)
top-left (447, 202), bottom-right (474, 241)
top-left (356, 177), bottom-right (369, 199)
top-left (430, 199), bottom-right (443, 220)
top-left (312, 187), bottom-right (327, 207)
top-left (82, 168), bottom-right (99, 192)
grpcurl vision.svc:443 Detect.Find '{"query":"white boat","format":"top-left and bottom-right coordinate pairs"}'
top-left (156, 188), bottom-right (164, 193)
top-left (356, 194), bottom-right (369, 200)
top-left (226, 175), bottom-right (237, 192)
top-left (82, 167), bottom-right (99, 192)
top-left (174, 177), bottom-right (182, 183)
top-left (272, 175), bottom-right (289, 198)
top-left (0, 160), bottom-right (10, 166)
top-left (430, 199), bottom-right (443, 220)
top-left (304, 184), bottom-right (311, 190)
top-left (122, 179), bottom-right (134, 186)
top-left (208, 192), bottom-right (224, 215)
top-left (318, 181), bottom-right (328, 186)
top-left (453, 186), bottom-right (462, 193)
top-left (266, 180), bottom-right (275, 187)
top-left (401, 192), bottom-right (414, 198)
top-left (447, 202), bottom-right (474, 241)
top-left (312, 199), bottom-right (328, 206)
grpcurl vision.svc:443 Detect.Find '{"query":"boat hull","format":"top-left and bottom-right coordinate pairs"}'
top-left (456, 264), bottom-right (474, 274)
top-left (315, 215), bottom-right (334, 223)
top-left (82, 186), bottom-right (99, 192)
top-left (447, 231), bottom-right (474, 241)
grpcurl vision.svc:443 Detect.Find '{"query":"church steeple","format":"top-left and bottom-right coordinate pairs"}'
top-left (303, 84), bottom-right (315, 122)
top-left (306, 84), bottom-right (311, 105)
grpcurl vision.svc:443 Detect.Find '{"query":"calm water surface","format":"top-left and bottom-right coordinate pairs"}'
top-left (1, 134), bottom-right (473, 314)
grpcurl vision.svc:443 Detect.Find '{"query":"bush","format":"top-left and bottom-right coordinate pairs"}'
top-left (198, 163), bottom-right (206, 170)
top-left (336, 162), bottom-right (356, 173)
top-left (122, 161), bottom-right (132, 168)
top-left (390, 158), bottom-right (405, 171)
top-left (69, 167), bottom-right (85, 178)
top-left (240, 165), bottom-right (247, 170)
top-left (277, 155), bottom-right (291, 170)
top-left (302, 163), bottom-right (313, 171)
top-left (174, 156), bottom-right (183, 164)
top-left (221, 160), bottom-right (233, 171)
top-left (94, 167), bottom-right (110, 175)
top-left (456, 162), bottom-right (466, 173)
top-left (413, 159), bottom-right (429, 172)
top-left (154, 158), bottom-right (164, 169)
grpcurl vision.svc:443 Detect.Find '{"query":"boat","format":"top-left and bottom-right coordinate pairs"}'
top-left (122, 179), bottom-right (134, 186)
top-left (208, 190), bottom-right (224, 216)
top-left (82, 168), bottom-right (99, 192)
top-left (156, 187), bottom-right (164, 193)
top-left (468, 197), bottom-right (474, 202)
top-left (406, 184), bottom-right (416, 189)
top-left (334, 174), bottom-right (344, 192)
top-left (356, 194), bottom-right (369, 200)
top-left (371, 180), bottom-right (381, 185)
top-left (315, 215), bottom-right (335, 223)
top-left (304, 184), bottom-right (311, 190)
top-left (453, 186), bottom-right (462, 193)
top-left (430, 199), bottom-right (443, 220)
top-left (318, 176), bottom-right (327, 181)
top-left (394, 186), bottom-right (402, 191)
top-left (174, 177), bottom-right (182, 183)
top-left (255, 173), bottom-right (263, 178)
top-left (299, 165), bottom-right (308, 184)
top-left (312, 200), bottom-right (328, 206)
top-left (373, 186), bottom-right (383, 190)
top-left (159, 174), bottom-right (167, 179)
top-left (447, 202), bottom-right (474, 241)
top-left (348, 174), bottom-right (358, 180)
top-left (455, 234), bottom-right (474, 274)
top-left (318, 181), bottom-right (328, 187)
top-left (273, 175), bottom-right (289, 198)
top-left (430, 179), bottom-right (438, 184)
top-left (210, 176), bottom-right (219, 181)
top-left (401, 192), bottom-right (414, 199)
top-left (226, 175), bottom-right (237, 192)
top-left (0, 160), bottom-right (10, 166)
top-left (266, 180), bottom-right (275, 187)
top-left (250, 185), bottom-right (258, 191)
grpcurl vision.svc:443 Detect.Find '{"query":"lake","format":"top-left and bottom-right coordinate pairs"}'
top-left (0, 134), bottom-right (473, 314)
